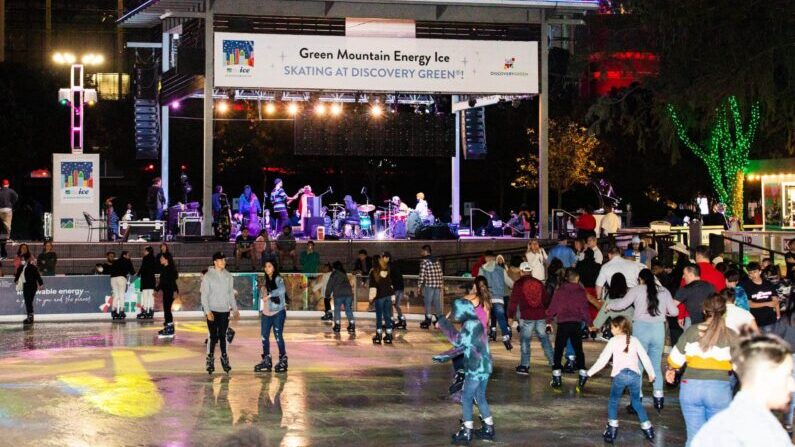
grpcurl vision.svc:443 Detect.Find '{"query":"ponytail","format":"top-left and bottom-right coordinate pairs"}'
top-left (639, 269), bottom-right (660, 316)
top-left (611, 316), bottom-right (632, 353)
top-left (700, 293), bottom-right (731, 351)
top-left (625, 333), bottom-right (630, 353)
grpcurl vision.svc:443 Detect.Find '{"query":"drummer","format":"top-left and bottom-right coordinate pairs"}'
top-left (390, 196), bottom-right (410, 215)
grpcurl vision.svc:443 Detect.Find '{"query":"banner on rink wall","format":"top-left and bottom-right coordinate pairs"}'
top-left (214, 32), bottom-right (538, 94)
top-left (0, 275), bottom-right (111, 315)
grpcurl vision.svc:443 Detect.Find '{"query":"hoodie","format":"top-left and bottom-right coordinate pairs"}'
top-left (546, 282), bottom-right (592, 325)
top-left (478, 260), bottom-right (514, 304)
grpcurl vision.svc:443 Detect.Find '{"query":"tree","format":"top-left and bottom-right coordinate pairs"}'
top-left (667, 96), bottom-right (760, 221)
top-left (513, 119), bottom-right (604, 208)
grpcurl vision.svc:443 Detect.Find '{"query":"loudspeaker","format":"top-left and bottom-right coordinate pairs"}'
top-left (183, 220), bottom-right (202, 236)
top-left (305, 196), bottom-right (322, 218)
top-left (303, 217), bottom-right (326, 239)
top-left (414, 224), bottom-right (459, 240)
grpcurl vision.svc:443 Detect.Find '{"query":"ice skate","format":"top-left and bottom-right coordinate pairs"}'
top-left (320, 311), bottom-right (333, 321)
top-left (395, 316), bottom-right (407, 330)
top-left (603, 424), bottom-right (619, 444)
top-left (515, 365), bottom-right (529, 376)
top-left (563, 356), bottom-right (576, 373)
top-left (550, 370), bottom-right (562, 389)
top-left (419, 316), bottom-right (431, 329)
top-left (110, 309), bottom-right (119, 320)
top-left (158, 323), bottom-right (175, 339)
top-left (274, 355), bottom-right (288, 373)
top-left (372, 330), bottom-right (382, 345)
top-left (254, 354), bottom-right (272, 373)
top-left (473, 417), bottom-right (495, 441)
top-left (383, 330), bottom-right (393, 344)
top-left (22, 314), bottom-right (33, 326)
top-left (576, 371), bottom-right (588, 393)
top-left (653, 396), bottom-right (664, 413)
top-left (347, 322), bottom-right (356, 334)
top-left (220, 354), bottom-right (231, 374)
top-left (641, 425), bottom-right (655, 441)
top-left (226, 327), bottom-right (235, 344)
top-left (502, 334), bottom-right (513, 351)
top-left (206, 354), bottom-right (215, 374)
top-left (451, 424), bottom-right (472, 445)
top-left (488, 327), bottom-right (497, 342)
top-left (332, 322), bottom-right (341, 333)
top-left (136, 310), bottom-right (147, 320)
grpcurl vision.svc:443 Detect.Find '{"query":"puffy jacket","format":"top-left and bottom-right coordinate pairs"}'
top-left (546, 282), bottom-right (593, 325)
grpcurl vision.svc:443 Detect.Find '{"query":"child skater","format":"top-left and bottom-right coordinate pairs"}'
top-left (582, 316), bottom-right (656, 443)
top-left (434, 298), bottom-right (495, 445)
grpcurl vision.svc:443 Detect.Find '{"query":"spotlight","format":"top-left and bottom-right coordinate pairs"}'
top-left (264, 102), bottom-right (276, 115)
top-left (315, 103), bottom-right (327, 116)
top-left (287, 102), bottom-right (299, 116)
top-left (370, 104), bottom-right (383, 117)
top-left (87, 100), bottom-right (96, 106)
top-left (170, 100), bottom-right (180, 110)
top-left (217, 100), bottom-right (229, 113)
top-left (62, 52), bottom-right (76, 64)
top-left (52, 52), bottom-right (65, 64)
top-left (59, 98), bottom-right (69, 106)
top-left (330, 103), bottom-right (342, 116)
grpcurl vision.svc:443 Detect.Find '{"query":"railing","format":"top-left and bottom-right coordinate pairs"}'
top-left (550, 208), bottom-right (579, 239)
top-left (468, 207), bottom-right (496, 237)
top-left (717, 234), bottom-right (787, 266)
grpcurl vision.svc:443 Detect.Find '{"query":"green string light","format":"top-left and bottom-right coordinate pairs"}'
top-left (667, 96), bottom-right (760, 221)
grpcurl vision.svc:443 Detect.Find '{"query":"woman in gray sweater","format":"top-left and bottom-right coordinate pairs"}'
top-left (325, 261), bottom-right (356, 334)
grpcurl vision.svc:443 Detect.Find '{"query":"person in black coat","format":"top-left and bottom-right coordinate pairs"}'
top-left (383, 252), bottom-right (407, 330)
top-left (156, 254), bottom-right (180, 333)
top-left (15, 252), bottom-right (43, 325)
top-left (137, 246), bottom-right (159, 319)
top-left (110, 251), bottom-right (136, 320)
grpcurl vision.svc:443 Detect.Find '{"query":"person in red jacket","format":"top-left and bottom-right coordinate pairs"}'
top-left (508, 262), bottom-right (554, 375)
top-left (575, 206), bottom-right (597, 240)
top-left (547, 268), bottom-right (594, 390)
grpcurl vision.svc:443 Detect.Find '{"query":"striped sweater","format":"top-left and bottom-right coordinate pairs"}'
top-left (667, 324), bottom-right (736, 381)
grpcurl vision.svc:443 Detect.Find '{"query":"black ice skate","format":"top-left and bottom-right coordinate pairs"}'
top-left (347, 323), bottom-right (356, 334)
top-left (550, 370), bottom-right (562, 389)
top-left (451, 424), bottom-right (472, 445)
top-left (254, 354), bottom-right (272, 373)
top-left (119, 311), bottom-right (126, 321)
top-left (372, 330), bottom-right (382, 345)
top-left (515, 365), bottom-right (529, 376)
top-left (488, 327), bottom-right (497, 342)
top-left (320, 311), bottom-right (333, 321)
top-left (395, 316), bottom-right (407, 330)
top-left (576, 371), bottom-right (588, 393)
top-left (147, 309), bottom-right (155, 319)
top-left (653, 396), bottom-right (664, 413)
top-left (110, 310), bottom-right (119, 320)
top-left (383, 331), bottom-right (393, 344)
top-left (220, 354), bottom-right (231, 374)
top-left (136, 310), bottom-right (147, 320)
top-left (206, 354), bottom-right (215, 374)
top-left (502, 334), bottom-right (513, 351)
top-left (158, 323), bottom-right (175, 339)
top-left (332, 322), bottom-right (341, 333)
top-left (22, 314), bottom-right (34, 326)
top-left (641, 425), bottom-right (655, 441)
top-left (563, 356), bottom-right (576, 373)
top-left (274, 355), bottom-right (288, 373)
top-left (420, 316), bottom-right (431, 329)
top-left (473, 417), bottom-right (495, 441)
top-left (603, 424), bottom-right (619, 444)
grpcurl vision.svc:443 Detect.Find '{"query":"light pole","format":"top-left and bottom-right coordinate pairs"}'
top-left (53, 52), bottom-right (103, 154)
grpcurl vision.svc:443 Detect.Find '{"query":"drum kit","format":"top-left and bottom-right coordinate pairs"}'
top-left (324, 201), bottom-right (401, 239)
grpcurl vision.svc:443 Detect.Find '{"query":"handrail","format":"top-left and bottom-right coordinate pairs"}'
top-left (469, 207), bottom-right (495, 236)
top-left (551, 208), bottom-right (579, 238)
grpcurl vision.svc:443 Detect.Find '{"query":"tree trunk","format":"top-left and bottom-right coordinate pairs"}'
top-left (556, 189), bottom-right (564, 209)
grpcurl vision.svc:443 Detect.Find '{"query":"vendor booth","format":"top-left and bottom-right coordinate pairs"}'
top-left (746, 158), bottom-right (795, 230)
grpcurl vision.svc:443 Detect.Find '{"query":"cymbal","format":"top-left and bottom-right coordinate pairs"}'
top-left (328, 203), bottom-right (344, 207)
top-left (358, 204), bottom-right (376, 213)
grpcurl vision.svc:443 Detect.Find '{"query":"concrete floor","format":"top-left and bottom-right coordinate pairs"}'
top-left (0, 319), bottom-right (688, 447)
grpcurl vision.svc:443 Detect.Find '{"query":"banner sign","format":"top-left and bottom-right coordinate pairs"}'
top-left (214, 32), bottom-right (538, 94)
top-left (0, 275), bottom-right (111, 315)
top-left (53, 153), bottom-right (100, 242)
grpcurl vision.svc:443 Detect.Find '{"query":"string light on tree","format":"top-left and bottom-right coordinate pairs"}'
top-left (667, 95), bottom-right (760, 222)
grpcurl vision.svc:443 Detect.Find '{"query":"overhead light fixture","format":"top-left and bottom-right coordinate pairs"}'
top-left (264, 102), bottom-right (276, 115)
top-left (370, 104), bottom-right (383, 117)
top-left (315, 103), bottom-right (327, 116)
top-left (330, 103), bottom-right (342, 116)
top-left (287, 102), bottom-right (299, 116)
top-left (217, 100), bottom-right (229, 114)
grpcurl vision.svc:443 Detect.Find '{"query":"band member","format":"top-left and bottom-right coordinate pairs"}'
top-left (270, 179), bottom-right (289, 233)
top-left (239, 185), bottom-right (262, 235)
top-left (212, 185), bottom-right (224, 222)
top-left (146, 177), bottom-right (166, 220)
top-left (415, 192), bottom-right (430, 221)
top-left (390, 196), bottom-right (410, 214)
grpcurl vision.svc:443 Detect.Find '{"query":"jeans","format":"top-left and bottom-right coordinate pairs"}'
top-left (333, 296), bottom-right (354, 323)
top-left (207, 311), bottom-right (230, 356)
top-left (162, 289), bottom-right (175, 324)
top-left (633, 320), bottom-right (665, 394)
top-left (553, 322), bottom-right (585, 370)
top-left (261, 309), bottom-right (286, 357)
top-left (608, 369), bottom-right (649, 424)
top-left (422, 287), bottom-right (442, 316)
top-left (680, 379), bottom-right (732, 445)
top-left (788, 354), bottom-right (795, 427)
top-left (374, 296), bottom-right (393, 331)
top-left (519, 319), bottom-right (554, 367)
top-left (490, 303), bottom-right (510, 337)
top-left (461, 377), bottom-right (491, 423)
top-left (393, 290), bottom-right (404, 317)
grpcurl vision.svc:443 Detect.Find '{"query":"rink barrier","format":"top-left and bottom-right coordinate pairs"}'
top-left (0, 273), bottom-right (474, 323)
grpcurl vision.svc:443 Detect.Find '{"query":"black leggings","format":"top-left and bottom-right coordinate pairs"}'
top-left (206, 311), bottom-right (230, 356)
top-left (553, 322), bottom-right (585, 371)
top-left (163, 289), bottom-right (175, 324)
top-left (23, 286), bottom-right (37, 314)
top-left (323, 296), bottom-right (331, 313)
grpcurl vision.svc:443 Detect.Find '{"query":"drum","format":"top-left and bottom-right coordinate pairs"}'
top-left (359, 213), bottom-right (372, 231)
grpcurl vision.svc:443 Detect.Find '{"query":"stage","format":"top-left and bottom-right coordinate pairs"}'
top-left (0, 318), bottom-right (687, 446)
top-left (1, 237), bottom-right (534, 275)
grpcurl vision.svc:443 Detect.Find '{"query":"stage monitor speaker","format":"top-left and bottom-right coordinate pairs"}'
top-left (414, 224), bottom-right (459, 240)
top-left (303, 217), bottom-right (326, 239)
top-left (183, 220), bottom-right (202, 237)
top-left (305, 196), bottom-right (322, 218)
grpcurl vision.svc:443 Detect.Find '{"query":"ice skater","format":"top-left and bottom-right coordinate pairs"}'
top-left (434, 298), bottom-right (495, 445)
top-left (254, 260), bottom-right (289, 373)
top-left (110, 250), bottom-right (135, 321)
top-left (581, 316), bottom-right (656, 443)
top-left (368, 254), bottom-right (394, 345)
top-left (156, 253), bottom-right (179, 339)
top-left (418, 245), bottom-right (444, 329)
top-left (137, 246), bottom-right (158, 320)
top-left (201, 252), bottom-right (239, 374)
top-left (546, 268), bottom-right (594, 390)
top-left (325, 261), bottom-right (356, 334)
top-left (383, 252), bottom-right (407, 330)
top-left (448, 276), bottom-right (492, 396)
top-left (14, 252), bottom-right (43, 326)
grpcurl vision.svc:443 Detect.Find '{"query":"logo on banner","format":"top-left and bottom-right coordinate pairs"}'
top-left (223, 40), bottom-right (254, 76)
top-left (504, 57), bottom-right (516, 70)
top-left (60, 161), bottom-right (95, 203)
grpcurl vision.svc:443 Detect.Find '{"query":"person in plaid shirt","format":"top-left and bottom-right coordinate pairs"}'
top-left (419, 245), bottom-right (444, 329)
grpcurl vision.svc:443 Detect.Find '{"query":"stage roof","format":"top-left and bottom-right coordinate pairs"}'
top-left (119, 0), bottom-right (599, 28)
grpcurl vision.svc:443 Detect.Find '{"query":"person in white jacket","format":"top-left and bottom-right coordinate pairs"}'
top-left (525, 239), bottom-right (547, 281)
